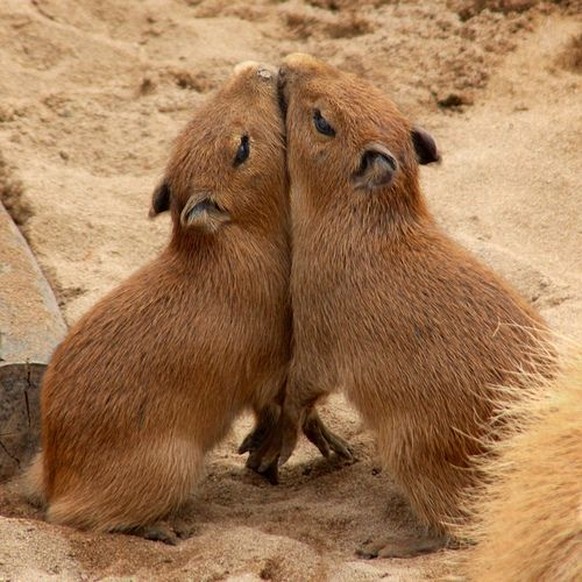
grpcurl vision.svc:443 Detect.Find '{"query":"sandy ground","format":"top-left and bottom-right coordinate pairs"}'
top-left (0, 0), bottom-right (580, 580)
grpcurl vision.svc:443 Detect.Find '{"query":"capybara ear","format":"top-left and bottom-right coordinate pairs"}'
top-left (353, 143), bottom-right (398, 191)
top-left (180, 195), bottom-right (231, 233)
top-left (411, 126), bottom-right (441, 165)
top-left (149, 179), bottom-right (171, 218)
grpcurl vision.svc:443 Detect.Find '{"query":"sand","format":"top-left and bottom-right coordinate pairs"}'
top-left (0, 0), bottom-right (580, 580)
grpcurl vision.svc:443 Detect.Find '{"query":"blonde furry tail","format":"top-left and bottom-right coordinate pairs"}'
top-left (461, 347), bottom-right (582, 582)
top-left (19, 451), bottom-right (46, 507)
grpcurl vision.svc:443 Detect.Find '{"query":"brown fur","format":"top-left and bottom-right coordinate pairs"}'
top-left (463, 349), bottom-right (582, 581)
top-left (27, 62), bottom-right (291, 540)
top-left (257, 54), bottom-right (555, 556)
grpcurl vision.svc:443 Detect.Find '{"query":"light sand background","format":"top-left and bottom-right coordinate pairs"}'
top-left (0, 0), bottom-right (580, 580)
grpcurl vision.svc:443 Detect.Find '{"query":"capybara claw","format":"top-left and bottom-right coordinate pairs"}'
top-left (258, 460), bottom-right (279, 485)
top-left (239, 403), bottom-right (281, 456)
top-left (328, 436), bottom-right (354, 460)
top-left (258, 452), bottom-right (281, 475)
top-left (245, 453), bottom-right (279, 485)
top-left (131, 523), bottom-right (180, 545)
top-left (237, 433), bottom-right (255, 455)
top-left (242, 447), bottom-right (280, 484)
top-left (302, 409), bottom-right (353, 461)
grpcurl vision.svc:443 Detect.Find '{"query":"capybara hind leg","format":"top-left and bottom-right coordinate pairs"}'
top-left (46, 438), bottom-right (204, 534)
top-left (401, 467), bottom-right (468, 534)
top-left (241, 405), bottom-right (300, 482)
top-left (378, 427), bottom-right (470, 533)
top-left (239, 402), bottom-right (282, 484)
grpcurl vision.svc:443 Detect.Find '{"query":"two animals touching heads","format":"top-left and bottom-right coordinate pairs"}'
top-left (22, 55), bottom-right (580, 581)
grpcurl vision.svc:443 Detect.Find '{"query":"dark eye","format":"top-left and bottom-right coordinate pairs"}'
top-left (313, 109), bottom-right (335, 137)
top-left (234, 135), bottom-right (250, 166)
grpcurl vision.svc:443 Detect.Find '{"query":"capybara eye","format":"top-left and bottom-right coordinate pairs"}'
top-left (234, 135), bottom-right (250, 166)
top-left (313, 109), bottom-right (336, 137)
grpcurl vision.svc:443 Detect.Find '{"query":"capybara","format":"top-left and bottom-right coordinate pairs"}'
top-left (254, 53), bottom-right (555, 557)
top-left (27, 61), bottom-right (293, 543)
top-left (463, 349), bottom-right (581, 582)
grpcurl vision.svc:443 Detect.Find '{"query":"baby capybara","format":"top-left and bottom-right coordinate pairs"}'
top-left (27, 62), bottom-right (292, 543)
top-left (254, 54), bottom-right (555, 558)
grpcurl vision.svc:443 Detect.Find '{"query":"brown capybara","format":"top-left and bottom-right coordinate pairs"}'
top-left (463, 349), bottom-right (581, 582)
top-left (253, 53), bottom-right (555, 557)
top-left (25, 61), bottom-right (294, 543)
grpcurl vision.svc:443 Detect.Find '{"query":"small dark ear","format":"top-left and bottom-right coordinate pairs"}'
top-left (353, 143), bottom-right (398, 191)
top-left (149, 179), bottom-right (171, 218)
top-left (411, 126), bottom-right (440, 165)
top-left (180, 196), bottom-right (231, 233)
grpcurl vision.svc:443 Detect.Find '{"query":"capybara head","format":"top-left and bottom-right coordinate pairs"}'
top-left (278, 53), bottom-right (439, 218)
top-left (151, 61), bottom-right (287, 237)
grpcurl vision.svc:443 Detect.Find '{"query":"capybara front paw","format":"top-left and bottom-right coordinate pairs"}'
top-left (239, 410), bottom-right (283, 484)
top-left (238, 402), bottom-right (281, 457)
top-left (240, 427), bottom-right (283, 484)
top-left (238, 427), bottom-right (265, 456)
top-left (247, 434), bottom-right (284, 485)
top-left (251, 454), bottom-right (280, 485)
top-left (302, 409), bottom-right (354, 461)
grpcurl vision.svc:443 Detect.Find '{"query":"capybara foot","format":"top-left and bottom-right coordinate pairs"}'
top-left (130, 520), bottom-right (193, 545)
top-left (240, 408), bottom-right (282, 484)
top-left (302, 408), bottom-right (354, 461)
top-left (356, 532), bottom-right (455, 559)
top-left (239, 430), bottom-right (265, 457)
top-left (241, 407), bottom-right (301, 483)
top-left (170, 517), bottom-right (197, 541)
top-left (249, 456), bottom-right (280, 485)
top-left (245, 431), bottom-right (283, 485)
top-left (238, 403), bottom-right (280, 456)
top-left (256, 409), bottom-right (300, 474)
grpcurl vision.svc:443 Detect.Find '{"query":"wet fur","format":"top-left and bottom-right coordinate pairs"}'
top-left (273, 54), bottom-right (555, 551)
top-left (26, 63), bottom-right (291, 536)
